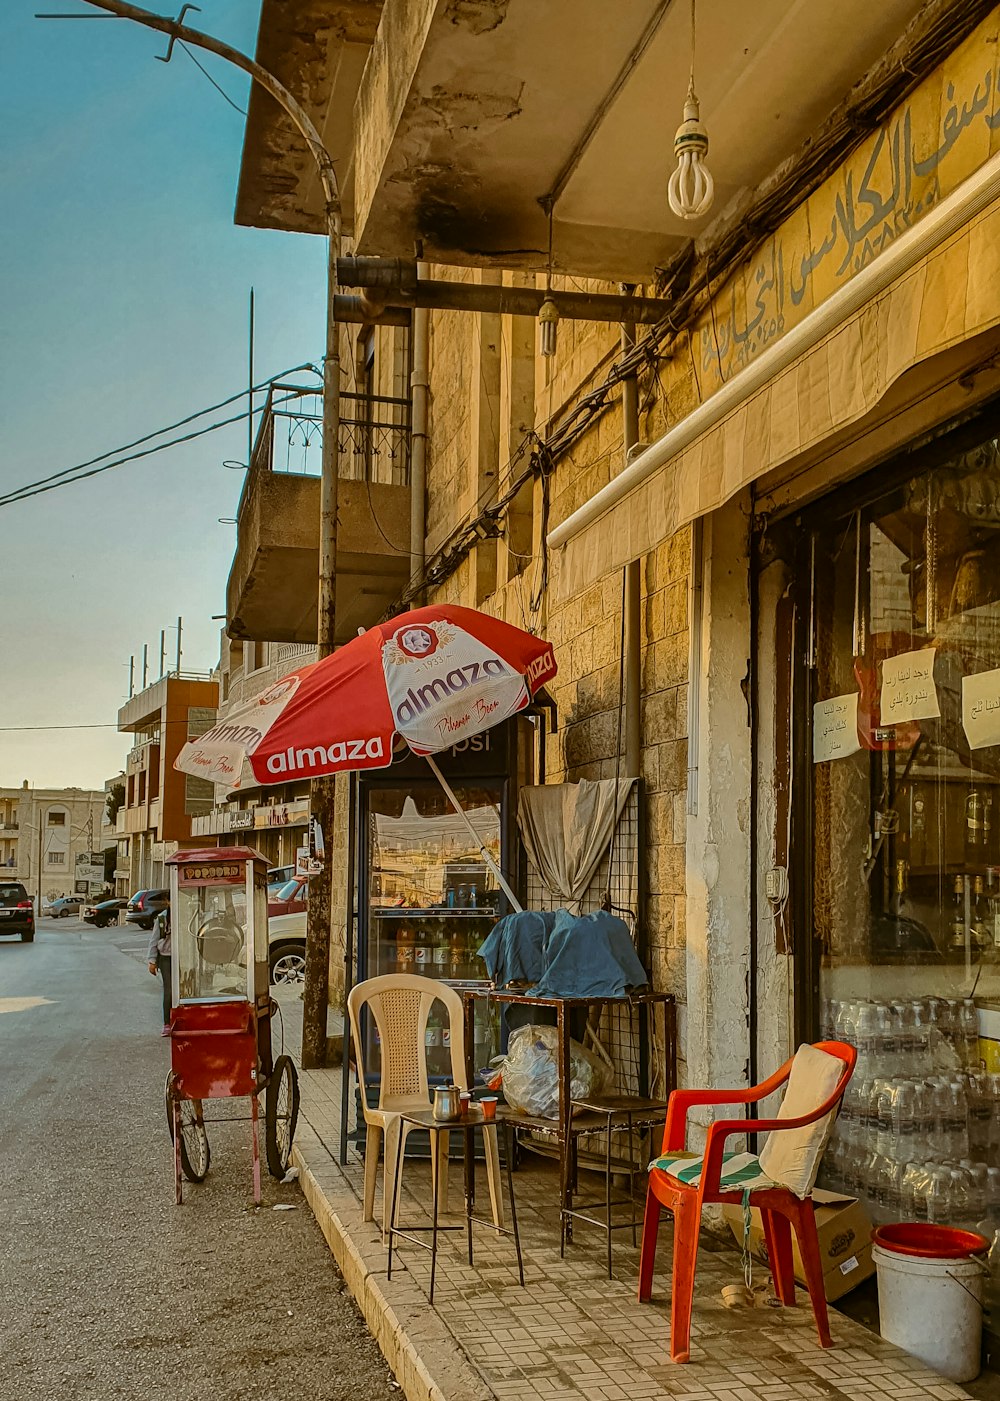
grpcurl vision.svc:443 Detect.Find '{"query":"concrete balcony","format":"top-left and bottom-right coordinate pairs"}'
top-left (346, 0), bottom-right (926, 280)
top-left (226, 385), bottom-right (411, 645)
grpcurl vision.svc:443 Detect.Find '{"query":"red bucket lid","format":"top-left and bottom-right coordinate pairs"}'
top-left (873, 1223), bottom-right (989, 1259)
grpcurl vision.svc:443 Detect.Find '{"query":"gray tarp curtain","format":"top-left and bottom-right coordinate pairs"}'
top-left (516, 778), bottom-right (636, 914)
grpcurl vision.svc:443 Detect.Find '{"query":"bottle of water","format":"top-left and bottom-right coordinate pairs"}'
top-left (855, 1000), bottom-right (877, 1068)
top-left (947, 1078), bottom-right (970, 1160)
top-left (893, 1080), bottom-right (919, 1164)
top-left (910, 1000), bottom-right (931, 1061)
top-left (902, 1161), bottom-right (928, 1220)
top-left (960, 1159), bottom-right (989, 1227)
top-left (959, 999), bottom-right (980, 1072)
top-left (924, 1163), bottom-right (952, 1224)
top-left (926, 1080), bottom-right (950, 1159)
top-left (968, 1071), bottom-right (993, 1158)
top-left (874, 1080), bottom-right (897, 1161)
top-left (949, 1166), bottom-right (974, 1231)
top-left (873, 1001), bottom-right (898, 1075)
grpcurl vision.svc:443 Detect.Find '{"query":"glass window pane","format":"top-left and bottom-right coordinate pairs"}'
top-left (810, 433), bottom-right (1000, 1227)
top-left (174, 881), bottom-right (248, 1001)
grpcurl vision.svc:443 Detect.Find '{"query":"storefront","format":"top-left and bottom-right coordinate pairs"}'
top-left (757, 406), bottom-right (1000, 1231)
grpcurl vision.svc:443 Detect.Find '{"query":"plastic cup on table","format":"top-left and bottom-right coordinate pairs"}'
top-left (459, 1091), bottom-right (471, 1116)
top-left (480, 1096), bottom-right (498, 1121)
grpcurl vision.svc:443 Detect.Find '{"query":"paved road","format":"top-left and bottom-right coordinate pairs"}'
top-left (0, 919), bottom-right (398, 1401)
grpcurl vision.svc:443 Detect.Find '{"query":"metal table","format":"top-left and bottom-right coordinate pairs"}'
top-left (461, 989), bottom-right (676, 1239)
top-left (386, 1103), bottom-right (525, 1304)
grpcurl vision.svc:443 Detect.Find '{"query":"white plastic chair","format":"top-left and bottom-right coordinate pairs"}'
top-left (347, 973), bottom-right (504, 1237)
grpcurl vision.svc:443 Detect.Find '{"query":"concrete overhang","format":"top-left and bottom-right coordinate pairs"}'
top-left (235, 0), bottom-right (383, 236)
top-left (350, 0), bottom-right (927, 280)
top-left (226, 469), bottom-right (411, 645)
top-left (118, 679), bottom-right (170, 734)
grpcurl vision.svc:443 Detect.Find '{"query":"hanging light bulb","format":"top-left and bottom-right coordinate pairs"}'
top-left (538, 197), bottom-right (559, 358)
top-left (667, 0), bottom-right (714, 221)
top-left (538, 297), bottom-right (559, 357)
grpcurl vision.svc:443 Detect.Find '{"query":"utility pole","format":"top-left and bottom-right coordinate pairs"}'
top-left (67, 0), bottom-right (343, 1069)
top-left (175, 616), bottom-right (182, 674)
top-left (36, 806), bottom-right (44, 913)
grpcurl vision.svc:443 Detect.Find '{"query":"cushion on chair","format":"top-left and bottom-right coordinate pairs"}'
top-left (757, 1044), bottom-right (844, 1198)
top-left (649, 1150), bottom-right (774, 1192)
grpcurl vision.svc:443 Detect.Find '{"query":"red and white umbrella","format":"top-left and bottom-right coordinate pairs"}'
top-left (174, 606), bottom-right (557, 908)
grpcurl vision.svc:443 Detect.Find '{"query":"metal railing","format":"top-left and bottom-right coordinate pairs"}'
top-left (248, 381), bottom-right (411, 487)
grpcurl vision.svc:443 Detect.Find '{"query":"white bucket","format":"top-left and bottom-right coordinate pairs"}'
top-left (873, 1239), bottom-right (986, 1383)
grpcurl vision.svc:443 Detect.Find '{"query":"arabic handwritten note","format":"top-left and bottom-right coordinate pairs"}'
top-left (880, 648), bottom-right (940, 725)
top-left (962, 668), bottom-right (1000, 750)
top-left (813, 693), bottom-right (861, 764)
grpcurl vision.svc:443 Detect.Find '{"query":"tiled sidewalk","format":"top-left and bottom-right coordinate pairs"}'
top-left (277, 994), bottom-right (974, 1401)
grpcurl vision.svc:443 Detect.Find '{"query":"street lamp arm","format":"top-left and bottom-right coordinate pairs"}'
top-left (76, 0), bottom-right (340, 216)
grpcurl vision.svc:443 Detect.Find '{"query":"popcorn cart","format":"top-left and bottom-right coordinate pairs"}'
top-left (164, 847), bottom-right (299, 1204)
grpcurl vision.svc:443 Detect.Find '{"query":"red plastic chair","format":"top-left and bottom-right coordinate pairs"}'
top-left (637, 1041), bottom-right (856, 1363)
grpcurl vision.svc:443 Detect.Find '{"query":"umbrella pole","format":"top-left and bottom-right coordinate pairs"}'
top-left (424, 755), bottom-right (523, 914)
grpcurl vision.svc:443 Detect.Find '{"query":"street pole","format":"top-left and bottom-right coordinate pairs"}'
top-left (36, 805), bottom-right (43, 913)
top-left (69, 0), bottom-right (342, 1068)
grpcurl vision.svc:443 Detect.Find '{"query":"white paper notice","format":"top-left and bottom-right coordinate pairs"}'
top-left (813, 693), bottom-right (861, 763)
top-left (962, 668), bottom-right (1000, 750)
top-left (879, 648), bottom-right (940, 724)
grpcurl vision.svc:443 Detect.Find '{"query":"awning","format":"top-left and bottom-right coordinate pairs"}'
top-left (548, 152), bottom-right (1000, 598)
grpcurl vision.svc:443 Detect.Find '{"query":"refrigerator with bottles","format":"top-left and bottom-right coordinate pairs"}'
top-left (352, 719), bottom-right (527, 1118)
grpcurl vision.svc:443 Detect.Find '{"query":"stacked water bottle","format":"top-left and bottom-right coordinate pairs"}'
top-left (819, 996), bottom-right (1000, 1232)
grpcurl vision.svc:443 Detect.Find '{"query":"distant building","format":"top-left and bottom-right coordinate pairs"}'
top-left (189, 635), bottom-right (315, 872)
top-left (0, 782), bottom-right (109, 906)
top-left (116, 671), bottom-right (219, 891)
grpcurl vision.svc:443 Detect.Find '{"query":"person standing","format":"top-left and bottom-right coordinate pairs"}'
top-left (147, 906), bottom-right (172, 1035)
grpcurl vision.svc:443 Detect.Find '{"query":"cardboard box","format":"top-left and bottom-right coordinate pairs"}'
top-left (722, 1188), bottom-right (875, 1303)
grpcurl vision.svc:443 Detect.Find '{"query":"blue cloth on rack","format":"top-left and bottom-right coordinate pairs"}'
top-left (478, 908), bottom-right (646, 998)
top-left (478, 909), bottom-right (556, 987)
top-left (533, 909), bottom-right (647, 998)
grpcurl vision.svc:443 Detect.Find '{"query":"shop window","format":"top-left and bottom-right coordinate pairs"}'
top-left (793, 423), bottom-right (1000, 1230)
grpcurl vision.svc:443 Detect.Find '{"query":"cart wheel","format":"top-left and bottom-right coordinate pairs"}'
top-left (164, 1071), bottom-right (211, 1183)
top-left (264, 1055), bottom-right (299, 1178)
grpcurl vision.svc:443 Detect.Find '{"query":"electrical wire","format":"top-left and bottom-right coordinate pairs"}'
top-left (0, 382), bottom-right (316, 509)
top-left (0, 364), bottom-right (317, 506)
top-left (179, 42), bottom-right (247, 116)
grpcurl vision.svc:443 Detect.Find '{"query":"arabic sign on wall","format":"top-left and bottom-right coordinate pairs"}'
top-left (813, 693), bottom-right (861, 764)
top-left (963, 667), bottom-right (1000, 749)
top-left (880, 648), bottom-right (941, 725)
top-left (694, 14), bottom-right (1000, 391)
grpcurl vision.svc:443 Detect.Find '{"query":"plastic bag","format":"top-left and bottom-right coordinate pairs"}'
top-left (486, 1023), bottom-right (613, 1119)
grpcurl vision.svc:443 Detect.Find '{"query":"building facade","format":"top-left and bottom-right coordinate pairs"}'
top-left (0, 782), bottom-right (110, 906)
top-left (116, 672), bottom-right (219, 891)
top-left (227, 0), bottom-right (1000, 1222)
top-left (190, 636), bottom-right (316, 870)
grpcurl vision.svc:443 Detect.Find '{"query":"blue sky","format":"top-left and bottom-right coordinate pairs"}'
top-left (0, 1), bottom-right (325, 788)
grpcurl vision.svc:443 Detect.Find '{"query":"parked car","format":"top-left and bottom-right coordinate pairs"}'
top-left (0, 881), bottom-right (34, 942)
top-left (83, 897), bottom-right (128, 929)
top-left (267, 865), bottom-right (296, 893)
top-left (125, 888), bottom-right (169, 930)
top-left (44, 894), bottom-right (86, 918)
top-left (268, 909), bottom-right (306, 985)
top-left (267, 877), bottom-right (308, 918)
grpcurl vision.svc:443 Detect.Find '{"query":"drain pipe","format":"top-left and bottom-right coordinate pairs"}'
top-left (621, 316), bottom-right (641, 779)
top-left (409, 261), bottom-right (430, 596)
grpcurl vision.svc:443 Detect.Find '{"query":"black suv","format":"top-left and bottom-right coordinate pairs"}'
top-left (125, 888), bottom-right (169, 931)
top-left (0, 882), bottom-right (35, 942)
